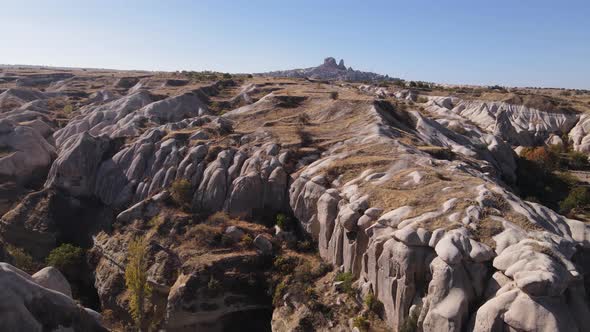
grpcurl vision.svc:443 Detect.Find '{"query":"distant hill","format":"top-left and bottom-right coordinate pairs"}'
top-left (259, 57), bottom-right (398, 82)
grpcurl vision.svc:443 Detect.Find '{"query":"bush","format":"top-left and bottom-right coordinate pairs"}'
top-left (294, 263), bottom-right (314, 283)
top-left (417, 96), bottom-right (429, 103)
top-left (273, 255), bottom-right (298, 274)
top-left (353, 315), bottom-right (370, 332)
top-left (364, 292), bottom-right (383, 315)
top-left (560, 186), bottom-right (590, 214)
top-left (273, 280), bottom-right (288, 305)
top-left (240, 234), bottom-right (253, 247)
top-left (335, 271), bottom-right (355, 295)
top-left (275, 213), bottom-right (291, 230)
top-left (205, 145), bottom-right (223, 163)
top-left (516, 157), bottom-right (572, 210)
top-left (63, 104), bottom-right (74, 116)
top-left (6, 245), bottom-right (35, 273)
top-left (297, 240), bottom-right (315, 253)
top-left (188, 224), bottom-right (223, 247)
top-left (520, 147), bottom-right (558, 171)
top-left (46, 243), bottom-right (84, 272)
top-left (568, 151), bottom-right (589, 169)
top-left (312, 262), bottom-right (333, 278)
top-left (170, 179), bottom-right (192, 207)
top-left (329, 91), bottom-right (339, 100)
top-left (304, 286), bottom-right (318, 300)
top-left (206, 211), bottom-right (231, 225)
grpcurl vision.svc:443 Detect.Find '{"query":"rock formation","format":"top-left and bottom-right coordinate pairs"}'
top-left (261, 56), bottom-right (397, 82)
top-left (0, 66), bottom-right (589, 331)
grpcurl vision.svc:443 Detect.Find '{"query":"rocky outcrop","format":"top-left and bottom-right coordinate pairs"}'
top-left (261, 56), bottom-right (398, 82)
top-left (569, 113), bottom-right (590, 153)
top-left (52, 91), bottom-right (154, 146)
top-left (165, 254), bottom-right (272, 331)
top-left (45, 132), bottom-right (112, 197)
top-left (425, 96), bottom-right (579, 147)
top-left (0, 262), bottom-right (105, 332)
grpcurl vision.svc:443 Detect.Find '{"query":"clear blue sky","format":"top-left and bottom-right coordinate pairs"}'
top-left (1, 0), bottom-right (589, 89)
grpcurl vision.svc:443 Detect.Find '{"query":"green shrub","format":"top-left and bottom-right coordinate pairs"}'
top-left (297, 240), bottom-right (314, 252)
top-left (273, 255), bottom-right (298, 274)
top-left (304, 286), bottom-right (318, 300)
top-left (275, 213), bottom-right (291, 230)
top-left (294, 263), bottom-right (313, 283)
top-left (364, 292), bottom-right (383, 315)
top-left (240, 234), bottom-right (253, 247)
top-left (170, 179), bottom-right (192, 207)
top-left (312, 262), bottom-right (333, 278)
top-left (329, 91), bottom-right (339, 100)
top-left (568, 151), bottom-right (589, 169)
top-left (353, 315), bottom-right (370, 332)
top-left (273, 280), bottom-right (288, 305)
top-left (335, 271), bottom-right (355, 295)
top-left (63, 104), bottom-right (74, 116)
top-left (560, 186), bottom-right (590, 214)
top-left (46, 243), bottom-right (84, 272)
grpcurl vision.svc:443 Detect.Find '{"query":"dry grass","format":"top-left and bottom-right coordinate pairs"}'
top-left (470, 217), bottom-right (504, 249)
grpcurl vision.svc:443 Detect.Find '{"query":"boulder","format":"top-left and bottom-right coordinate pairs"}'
top-left (225, 226), bottom-right (245, 242)
top-left (253, 235), bottom-right (273, 254)
top-left (32, 266), bottom-right (73, 298)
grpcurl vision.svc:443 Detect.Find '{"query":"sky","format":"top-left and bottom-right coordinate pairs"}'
top-left (1, 0), bottom-right (589, 89)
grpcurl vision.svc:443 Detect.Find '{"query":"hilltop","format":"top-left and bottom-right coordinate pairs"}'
top-left (260, 57), bottom-right (398, 82)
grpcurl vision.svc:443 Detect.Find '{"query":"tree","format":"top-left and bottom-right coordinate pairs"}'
top-left (125, 236), bottom-right (152, 330)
